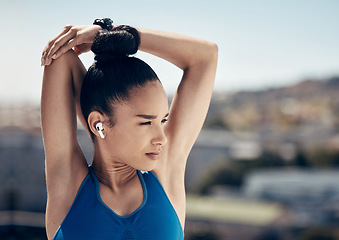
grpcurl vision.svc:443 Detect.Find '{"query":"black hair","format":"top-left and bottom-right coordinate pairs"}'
top-left (80, 25), bottom-right (160, 140)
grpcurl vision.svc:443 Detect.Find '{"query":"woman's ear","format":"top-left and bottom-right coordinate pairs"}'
top-left (88, 111), bottom-right (106, 139)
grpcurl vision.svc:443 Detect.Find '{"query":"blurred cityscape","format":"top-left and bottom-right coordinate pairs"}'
top-left (1, 76), bottom-right (339, 239)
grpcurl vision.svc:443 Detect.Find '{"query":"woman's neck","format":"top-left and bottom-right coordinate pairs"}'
top-left (92, 151), bottom-right (138, 192)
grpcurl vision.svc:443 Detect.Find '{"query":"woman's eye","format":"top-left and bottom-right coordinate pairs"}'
top-left (140, 119), bottom-right (168, 126)
top-left (162, 119), bottom-right (168, 124)
top-left (140, 121), bottom-right (152, 126)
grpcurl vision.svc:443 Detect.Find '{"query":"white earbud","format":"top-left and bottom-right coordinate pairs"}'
top-left (95, 122), bottom-right (105, 139)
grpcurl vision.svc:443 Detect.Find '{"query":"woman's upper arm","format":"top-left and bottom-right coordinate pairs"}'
top-left (41, 50), bottom-right (88, 193)
top-left (166, 42), bottom-right (218, 158)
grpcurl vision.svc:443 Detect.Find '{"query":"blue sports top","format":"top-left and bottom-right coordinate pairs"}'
top-left (52, 167), bottom-right (184, 240)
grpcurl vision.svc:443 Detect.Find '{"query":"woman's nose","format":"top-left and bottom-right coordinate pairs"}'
top-left (152, 127), bottom-right (168, 146)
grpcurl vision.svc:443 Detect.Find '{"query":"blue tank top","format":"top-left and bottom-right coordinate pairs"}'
top-left (52, 167), bottom-right (184, 240)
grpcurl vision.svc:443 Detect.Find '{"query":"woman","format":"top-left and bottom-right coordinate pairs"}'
top-left (41, 18), bottom-right (218, 240)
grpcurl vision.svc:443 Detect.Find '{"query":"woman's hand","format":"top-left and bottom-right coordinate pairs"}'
top-left (41, 25), bottom-right (102, 66)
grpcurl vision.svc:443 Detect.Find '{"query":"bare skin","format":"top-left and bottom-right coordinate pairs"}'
top-left (41, 25), bottom-right (218, 239)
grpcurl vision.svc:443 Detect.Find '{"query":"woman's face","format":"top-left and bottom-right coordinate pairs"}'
top-left (102, 81), bottom-right (169, 171)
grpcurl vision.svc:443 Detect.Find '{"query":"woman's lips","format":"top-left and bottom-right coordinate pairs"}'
top-left (145, 152), bottom-right (160, 160)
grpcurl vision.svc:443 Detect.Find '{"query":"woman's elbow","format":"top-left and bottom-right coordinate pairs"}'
top-left (197, 41), bottom-right (218, 66)
top-left (207, 41), bottom-right (218, 62)
top-left (184, 41), bottom-right (218, 70)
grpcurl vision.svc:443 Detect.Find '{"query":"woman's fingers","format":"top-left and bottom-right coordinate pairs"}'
top-left (41, 25), bottom-right (101, 66)
top-left (41, 25), bottom-right (73, 65)
top-left (45, 28), bottom-right (77, 64)
top-left (51, 38), bottom-right (78, 59)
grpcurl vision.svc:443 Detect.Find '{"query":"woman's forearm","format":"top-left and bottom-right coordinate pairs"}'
top-left (138, 28), bottom-right (218, 71)
top-left (42, 24), bottom-right (218, 72)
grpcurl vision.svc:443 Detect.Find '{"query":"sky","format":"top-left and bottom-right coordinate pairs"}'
top-left (1, 0), bottom-right (338, 104)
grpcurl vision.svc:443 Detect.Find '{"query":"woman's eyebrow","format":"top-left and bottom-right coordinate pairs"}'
top-left (135, 113), bottom-right (169, 119)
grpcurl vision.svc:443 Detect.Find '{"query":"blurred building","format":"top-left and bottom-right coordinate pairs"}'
top-left (0, 104), bottom-right (47, 239)
top-left (243, 169), bottom-right (339, 227)
top-left (185, 195), bottom-right (291, 240)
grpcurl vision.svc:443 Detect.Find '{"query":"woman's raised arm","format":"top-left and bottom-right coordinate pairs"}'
top-left (41, 49), bottom-right (89, 238)
top-left (41, 25), bottom-right (101, 184)
top-left (138, 28), bottom-right (218, 168)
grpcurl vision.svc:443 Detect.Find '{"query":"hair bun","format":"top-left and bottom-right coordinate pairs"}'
top-left (94, 53), bottom-right (126, 62)
top-left (91, 25), bottom-right (140, 62)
